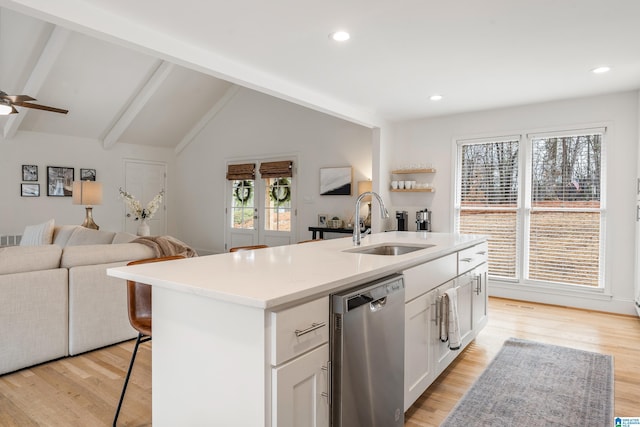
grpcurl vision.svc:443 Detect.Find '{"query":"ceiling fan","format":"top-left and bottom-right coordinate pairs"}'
top-left (0, 91), bottom-right (68, 115)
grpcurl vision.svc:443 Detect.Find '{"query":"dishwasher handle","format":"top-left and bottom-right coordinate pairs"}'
top-left (369, 296), bottom-right (387, 312)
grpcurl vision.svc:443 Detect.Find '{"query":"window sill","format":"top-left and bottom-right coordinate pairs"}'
top-left (489, 278), bottom-right (613, 302)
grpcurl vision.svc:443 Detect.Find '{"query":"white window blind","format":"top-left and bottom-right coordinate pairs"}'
top-left (526, 133), bottom-right (603, 287)
top-left (457, 139), bottom-right (520, 279)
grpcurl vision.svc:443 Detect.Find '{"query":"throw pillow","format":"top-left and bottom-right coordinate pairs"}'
top-left (66, 227), bottom-right (116, 246)
top-left (52, 225), bottom-right (81, 247)
top-left (20, 219), bottom-right (55, 246)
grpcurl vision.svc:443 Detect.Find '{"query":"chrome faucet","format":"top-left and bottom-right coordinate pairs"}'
top-left (353, 191), bottom-right (389, 246)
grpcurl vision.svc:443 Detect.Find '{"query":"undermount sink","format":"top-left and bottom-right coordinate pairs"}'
top-left (345, 244), bottom-right (435, 256)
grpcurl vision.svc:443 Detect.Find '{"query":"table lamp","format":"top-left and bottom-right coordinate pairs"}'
top-left (72, 181), bottom-right (103, 230)
top-left (358, 180), bottom-right (372, 226)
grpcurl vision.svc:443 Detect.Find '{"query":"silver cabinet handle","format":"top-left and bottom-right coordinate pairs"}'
top-left (321, 361), bottom-right (331, 402)
top-left (439, 294), bottom-right (449, 343)
top-left (637, 205), bottom-right (640, 222)
top-left (476, 250), bottom-right (487, 255)
top-left (460, 257), bottom-right (472, 262)
top-left (294, 322), bottom-right (326, 337)
top-left (475, 274), bottom-right (482, 295)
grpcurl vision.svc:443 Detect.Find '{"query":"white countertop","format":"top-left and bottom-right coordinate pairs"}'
top-left (107, 232), bottom-right (485, 310)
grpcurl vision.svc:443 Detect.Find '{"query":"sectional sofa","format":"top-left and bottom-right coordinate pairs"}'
top-left (0, 224), bottom-right (158, 375)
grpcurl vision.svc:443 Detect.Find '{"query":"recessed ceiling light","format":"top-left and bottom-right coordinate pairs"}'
top-left (591, 66), bottom-right (611, 74)
top-left (330, 31), bottom-right (350, 42)
top-left (429, 94), bottom-right (443, 101)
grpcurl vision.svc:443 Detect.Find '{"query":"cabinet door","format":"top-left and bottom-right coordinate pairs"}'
top-left (272, 343), bottom-right (329, 427)
top-left (404, 290), bottom-right (435, 410)
top-left (472, 263), bottom-right (489, 329)
top-left (432, 281), bottom-right (457, 377)
top-left (454, 272), bottom-right (474, 347)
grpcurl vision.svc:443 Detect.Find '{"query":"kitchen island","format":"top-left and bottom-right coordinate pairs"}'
top-left (107, 231), bottom-right (486, 426)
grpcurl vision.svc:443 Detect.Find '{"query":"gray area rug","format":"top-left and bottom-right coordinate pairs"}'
top-left (441, 337), bottom-right (614, 427)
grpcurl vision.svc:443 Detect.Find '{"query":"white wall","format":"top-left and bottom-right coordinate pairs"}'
top-left (175, 87), bottom-right (373, 254)
top-left (392, 91), bottom-right (639, 314)
top-left (0, 131), bottom-right (176, 236)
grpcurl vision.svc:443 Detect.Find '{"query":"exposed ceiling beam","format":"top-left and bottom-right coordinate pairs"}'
top-left (3, 25), bottom-right (70, 140)
top-left (103, 60), bottom-right (174, 149)
top-left (174, 84), bottom-right (240, 155)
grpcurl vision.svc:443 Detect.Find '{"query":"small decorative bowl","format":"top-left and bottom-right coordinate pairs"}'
top-left (327, 219), bottom-right (343, 229)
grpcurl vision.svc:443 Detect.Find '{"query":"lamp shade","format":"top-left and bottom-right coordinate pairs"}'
top-left (72, 181), bottom-right (103, 206)
top-left (0, 101), bottom-right (13, 115)
top-left (358, 180), bottom-right (372, 201)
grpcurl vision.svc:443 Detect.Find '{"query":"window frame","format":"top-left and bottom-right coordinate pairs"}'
top-left (522, 128), bottom-right (607, 290)
top-left (453, 125), bottom-right (608, 295)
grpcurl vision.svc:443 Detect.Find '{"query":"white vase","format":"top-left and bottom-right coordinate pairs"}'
top-left (137, 219), bottom-right (150, 236)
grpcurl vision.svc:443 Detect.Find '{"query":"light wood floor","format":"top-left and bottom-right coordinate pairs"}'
top-left (0, 297), bottom-right (638, 426)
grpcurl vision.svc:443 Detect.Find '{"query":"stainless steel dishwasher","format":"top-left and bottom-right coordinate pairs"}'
top-left (330, 274), bottom-right (405, 427)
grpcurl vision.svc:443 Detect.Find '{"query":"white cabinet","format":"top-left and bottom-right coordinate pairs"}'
top-left (404, 289), bottom-right (436, 410)
top-left (431, 280), bottom-right (457, 376)
top-left (270, 296), bottom-right (330, 427)
top-left (472, 263), bottom-right (489, 329)
top-left (403, 241), bottom-right (489, 411)
top-left (272, 343), bottom-right (330, 427)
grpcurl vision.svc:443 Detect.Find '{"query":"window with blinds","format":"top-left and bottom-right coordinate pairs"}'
top-left (455, 129), bottom-right (605, 289)
top-left (456, 139), bottom-right (521, 279)
top-left (527, 132), bottom-right (603, 287)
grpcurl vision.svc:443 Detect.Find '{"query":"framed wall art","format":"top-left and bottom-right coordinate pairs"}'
top-left (80, 168), bottom-right (96, 181)
top-left (22, 165), bottom-right (38, 181)
top-left (21, 183), bottom-right (40, 197)
top-left (320, 166), bottom-right (352, 196)
top-left (318, 214), bottom-right (328, 227)
top-left (47, 166), bottom-right (74, 197)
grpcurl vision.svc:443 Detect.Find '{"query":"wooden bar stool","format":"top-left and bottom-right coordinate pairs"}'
top-left (113, 255), bottom-right (185, 426)
top-left (229, 245), bottom-right (268, 252)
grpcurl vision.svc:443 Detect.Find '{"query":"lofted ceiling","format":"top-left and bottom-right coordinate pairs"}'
top-left (1, 0), bottom-right (640, 149)
top-left (0, 6), bottom-right (234, 149)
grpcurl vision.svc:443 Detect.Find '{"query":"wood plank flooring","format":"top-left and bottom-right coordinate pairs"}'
top-left (0, 297), bottom-right (638, 426)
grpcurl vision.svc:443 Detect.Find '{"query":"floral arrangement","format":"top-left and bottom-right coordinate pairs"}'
top-left (119, 187), bottom-right (164, 221)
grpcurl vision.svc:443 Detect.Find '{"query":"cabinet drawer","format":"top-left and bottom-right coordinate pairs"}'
top-left (270, 296), bottom-right (329, 366)
top-left (458, 242), bottom-right (488, 273)
top-left (404, 253), bottom-right (457, 302)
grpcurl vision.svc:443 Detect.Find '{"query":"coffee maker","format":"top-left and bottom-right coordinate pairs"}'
top-left (416, 209), bottom-right (431, 231)
top-left (396, 211), bottom-right (408, 231)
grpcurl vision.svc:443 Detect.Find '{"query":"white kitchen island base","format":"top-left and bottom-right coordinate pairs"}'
top-left (152, 287), bottom-right (267, 426)
top-left (108, 232), bottom-right (487, 426)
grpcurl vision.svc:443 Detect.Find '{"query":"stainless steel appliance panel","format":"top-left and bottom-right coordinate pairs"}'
top-left (331, 275), bottom-right (405, 427)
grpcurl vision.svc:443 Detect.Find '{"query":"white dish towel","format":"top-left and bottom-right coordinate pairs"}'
top-left (445, 287), bottom-right (461, 350)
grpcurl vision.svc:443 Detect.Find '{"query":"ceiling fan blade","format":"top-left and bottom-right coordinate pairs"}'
top-left (15, 102), bottom-right (68, 114)
top-left (6, 95), bottom-right (36, 103)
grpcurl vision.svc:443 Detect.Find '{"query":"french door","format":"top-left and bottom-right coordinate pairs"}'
top-left (225, 158), bottom-right (296, 250)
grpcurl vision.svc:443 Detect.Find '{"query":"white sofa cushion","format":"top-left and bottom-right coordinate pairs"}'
top-left (66, 227), bottom-right (116, 246)
top-left (68, 262), bottom-right (137, 355)
top-left (52, 225), bottom-right (81, 247)
top-left (61, 243), bottom-right (155, 269)
top-left (111, 231), bottom-right (138, 244)
top-left (0, 245), bottom-right (62, 275)
top-left (0, 268), bottom-right (69, 374)
top-left (20, 219), bottom-right (55, 246)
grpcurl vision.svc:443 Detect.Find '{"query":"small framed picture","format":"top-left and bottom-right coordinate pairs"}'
top-left (318, 214), bottom-right (328, 227)
top-left (22, 165), bottom-right (38, 181)
top-left (21, 183), bottom-right (40, 197)
top-left (47, 166), bottom-right (74, 197)
top-left (80, 168), bottom-right (96, 181)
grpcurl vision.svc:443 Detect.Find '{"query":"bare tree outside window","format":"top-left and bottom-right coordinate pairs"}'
top-left (457, 132), bottom-right (604, 288)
